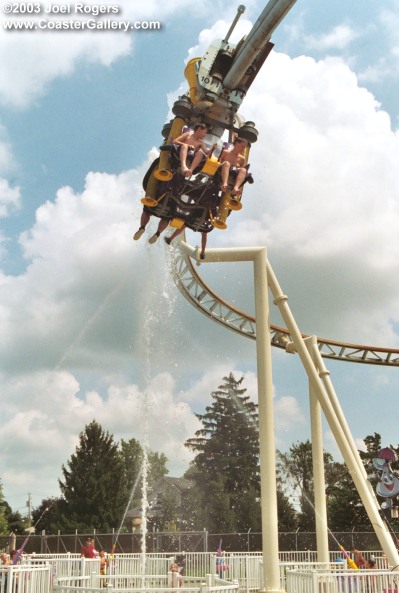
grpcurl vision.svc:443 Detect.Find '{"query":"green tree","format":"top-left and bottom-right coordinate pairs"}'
top-left (277, 440), bottom-right (338, 532)
top-left (0, 481), bottom-right (9, 534)
top-left (326, 463), bottom-right (369, 531)
top-left (155, 484), bottom-right (179, 532)
top-left (235, 485), bottom-right (262, 532)
top-left (277, 440), bottom-right (316, 531)
top-left (5, 506), bottom-right (27, 534)
top-left (276, 488), bottom-right (298, 532)
top-left (359, 433), bottom-right (383, 464)
top-left (185, 373), bottom-right (260, 531)
top-left (179, 467), bottom-right (207, 530)
top-left (59, 420), bottom-right (128, 531)
top-left (119, 438), bottom-right (168, 519)
top-left (31, 497), bottom-right (67, 534)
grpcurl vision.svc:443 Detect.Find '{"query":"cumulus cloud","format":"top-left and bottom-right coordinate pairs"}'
top-left (0, 179), bottom-right (20, 218)
top-left (207, 50), bottom-right (399, 345)
top-left (0, 26), bottom-right (132, 109)
top-left (274, 395), bottom-right (306, 433)
top-left (0, 127), bottom-right (20, 219)
top-left (304, 24), bottom-right (359, 51)
top-left (0, 0), bottom-right (235, 109)
top-left (0, 369), bottom-right (202, 506)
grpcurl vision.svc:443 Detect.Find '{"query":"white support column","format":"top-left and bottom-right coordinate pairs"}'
top-left (304, 336), bottom-right (329, 563)
top-left (181, 244), bottom-right (283, 592)
top-left (253, 248), bottom-right (282, 593)
top-left (307, 341), bottom-right (382, 510)
top-left (309, 343), bottom-right (373, 488)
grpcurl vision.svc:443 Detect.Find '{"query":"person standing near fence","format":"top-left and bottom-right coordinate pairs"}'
top-left (81, 537), bottom-right (98, 558)
top-left (99, 550), bottom-right (109, 587)
top-left (352, 549), bottom-right (366, 568)
top-left (169, 563), bottom-right (182, 590)
top-left (99, 550), bottom-right (109, 574)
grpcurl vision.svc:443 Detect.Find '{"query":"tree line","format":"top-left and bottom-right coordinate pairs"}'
top-left (0, 373), bottom-right (396, 535)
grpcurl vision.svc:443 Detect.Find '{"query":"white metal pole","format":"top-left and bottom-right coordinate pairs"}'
top-left (181, 244), bottom-right (283, 592)
top-left (309, 343), bottom-right (374, 488)
top-left (304, 336), bottom-right (329, 563)
top-left (253, 248), bottom-right (282, 593)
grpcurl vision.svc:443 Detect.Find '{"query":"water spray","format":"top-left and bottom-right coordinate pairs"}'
top-left (111, 466), bottom-right (144, 556)
top-left (301, 492), bottom-right (358, 569)
top-left (12, 504), bottom-right (53, 564)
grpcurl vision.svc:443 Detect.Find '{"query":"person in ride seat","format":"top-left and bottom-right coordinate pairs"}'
top-left (173, 123), bottom-right (217, 178)
top-left (219, 137), bottom-right (248, 195)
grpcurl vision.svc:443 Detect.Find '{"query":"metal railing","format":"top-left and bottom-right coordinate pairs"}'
top-left (1, 531), bottom-right (385, 555)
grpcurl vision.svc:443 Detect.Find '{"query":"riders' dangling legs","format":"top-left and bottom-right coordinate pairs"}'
top-left (164, 225), bottom-right (185, 245)
top-left (179, 145), bottom-right (190, 174)
top-left (148, 218), bottom-right (169, 244)
top-left (200, 232), bottom-right (207, 259)
top-left (231, 167), bottom-right (246, 195)
top-left (220, 161), bottom-right (231, 192)
top-left (133, 210), bottom-right (151, 240)
top-left (184, 149), bottom-right (205, 178)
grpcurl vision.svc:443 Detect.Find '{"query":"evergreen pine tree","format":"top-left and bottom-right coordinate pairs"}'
top-left (59, 420), bottom-right (128, 531)
top-left (185, 373), bottom-right (260, 531)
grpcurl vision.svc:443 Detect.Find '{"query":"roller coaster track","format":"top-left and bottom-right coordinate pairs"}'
top-left (169, 242), bottom-right (399, 367)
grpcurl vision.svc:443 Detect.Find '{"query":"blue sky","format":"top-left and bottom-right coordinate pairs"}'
top-left (1, 0), bottom-right (399, 518)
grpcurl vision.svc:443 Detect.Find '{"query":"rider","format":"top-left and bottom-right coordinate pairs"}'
top-left (219, 138), bottom-right (248, 195)
top-left (173, 123), bottom-right (217, 178)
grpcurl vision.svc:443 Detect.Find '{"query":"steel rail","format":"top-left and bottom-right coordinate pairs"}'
top-left (168, 241), bottom-right (399, 367)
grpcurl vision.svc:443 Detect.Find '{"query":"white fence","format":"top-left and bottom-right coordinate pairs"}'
top-left (3, 550), bottom-right (394, 593)
top-left (0, 565), bottom-right (51, 593)
top-left (53, 573), bottom-right (240, 593)
top-left (286, 567), bottom-right (399, 593)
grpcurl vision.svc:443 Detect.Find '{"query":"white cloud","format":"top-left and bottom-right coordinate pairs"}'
top-left (209, 50), bottom-right (399, 344)
top-left (0, 0), bottom-right (236, 109)
top-left (0, 179), bottom-right (21, 218)
top-left (275, 395), bottom-right (306, 433)
top-left (305, 24), bottom-right (359, 51)
top-left (0, 126), bottom-right (20, 219)
top-left (0, 27), bottom-right (132, 109)
top-left (0, 368), bottom-right (203, 506)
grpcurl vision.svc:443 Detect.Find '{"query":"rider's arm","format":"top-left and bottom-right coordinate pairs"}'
top-left (173, 132), bottom-right (190, 146)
